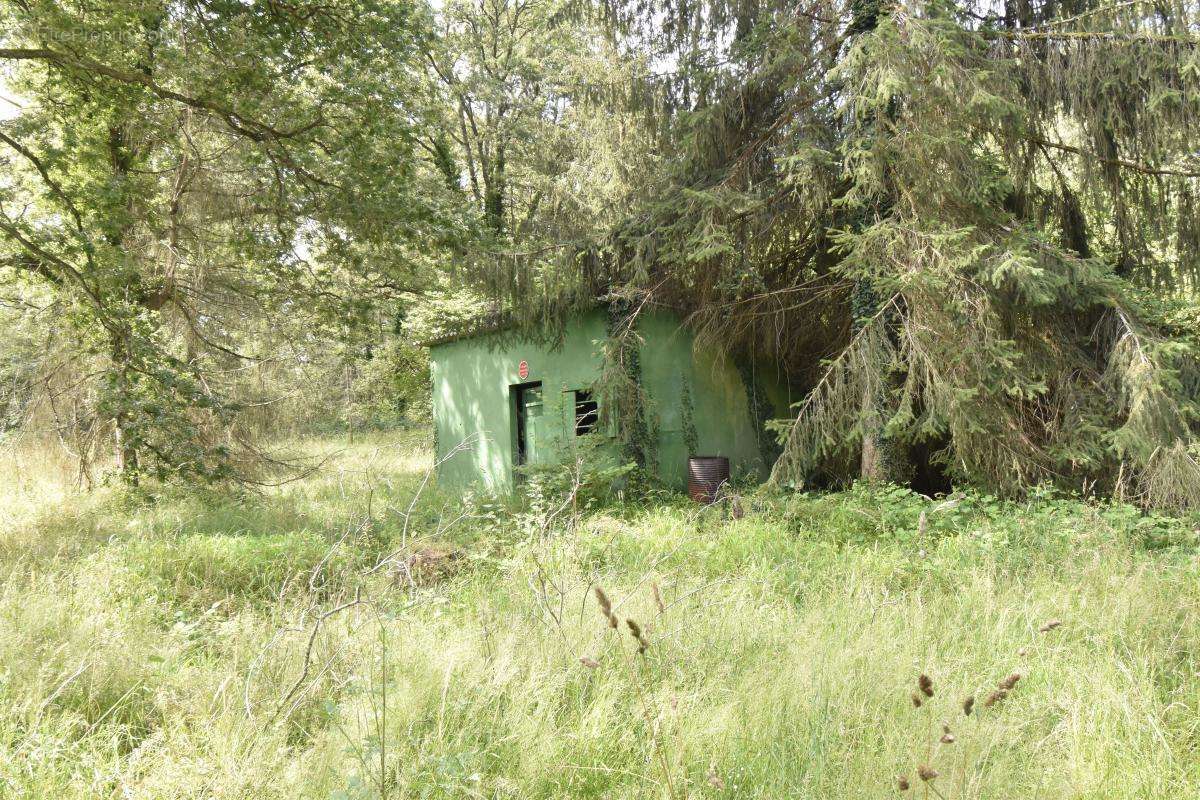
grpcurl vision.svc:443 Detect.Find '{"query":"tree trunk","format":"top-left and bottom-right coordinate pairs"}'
top-left (853, 279), bottom-right (908, 484)
top-left (860, 384), bottom-right (884, 481)
top-left (106, 119), bottom-right (141, 485)
top-left (484, 142), bottom-right (506, 234)
top-left (859, 380), bottom-right (906, 484)
top-left (110, 334), bottom-right (140, 485)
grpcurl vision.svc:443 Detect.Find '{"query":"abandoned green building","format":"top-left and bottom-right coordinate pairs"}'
top-left (429, 309), bottom-right (794, 491)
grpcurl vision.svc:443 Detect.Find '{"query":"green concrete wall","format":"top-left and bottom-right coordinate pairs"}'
top-left (429, 310), bottom-right (791, 491)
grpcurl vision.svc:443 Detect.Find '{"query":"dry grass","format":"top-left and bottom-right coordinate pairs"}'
top-left (0, 431), bottom-right (1198, 798)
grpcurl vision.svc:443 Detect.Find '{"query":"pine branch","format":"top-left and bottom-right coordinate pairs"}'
top-left (768, 294), bottom-right (900, 486)
top-left (0, 48), bottom-right (322, 143)
top-left (0, 130), bottom-right (87, 236)
top-left (993, 29), bottom-right (1198, 44)
top-left (1016, 0), bottom-right (1154, 31)
top-left (1023, 133), bottom-right (1200, 179)
top-left (0, 47), bottom-right (339, 190)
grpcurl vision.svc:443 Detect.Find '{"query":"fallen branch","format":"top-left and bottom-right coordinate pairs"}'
top-left (271, 587), bottom-right (364, 721)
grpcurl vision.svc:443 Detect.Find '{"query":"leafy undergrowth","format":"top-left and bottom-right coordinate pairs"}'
top-left (1, 432), bottom-right (1199, 798)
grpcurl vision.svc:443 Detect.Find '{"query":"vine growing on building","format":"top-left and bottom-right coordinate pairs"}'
top-left (598, 300), bottom-right (656, 472)
top-left (680, 374), bottom-right (699, 457)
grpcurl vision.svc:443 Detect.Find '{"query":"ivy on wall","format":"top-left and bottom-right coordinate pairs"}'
top-left (598, 300), bottom-right (656, 471)
top-left (680, 374), bottom-right (699, 457)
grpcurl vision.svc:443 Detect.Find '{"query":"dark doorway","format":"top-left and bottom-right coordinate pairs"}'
top-left (907, 436), bottom-right (953, 496)
top-left (511, 381), bottom-right (542, 467)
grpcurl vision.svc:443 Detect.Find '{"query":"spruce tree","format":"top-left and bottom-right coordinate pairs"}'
top-left (485, 0), bottom-right (1200, 509)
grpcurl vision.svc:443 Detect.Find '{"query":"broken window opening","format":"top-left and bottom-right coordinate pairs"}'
top-left (573, 390), bottom-right (599, 436)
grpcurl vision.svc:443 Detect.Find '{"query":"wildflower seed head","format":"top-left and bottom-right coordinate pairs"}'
top-left (940, 733), bottom-right (956, 744)
top-left (911, 692), bottom-right (923, 708)
top-left (897, 775), bottom-right (911, 792)
top-left (651, 581), bottom-right (665, 614)
top-left (942, 721), bottom-right (952, 735)
top-left (917, 765), bottom-right (938, 782)
top-left (625, 618), bottom-right (650, 653)
top-left (1039, 619), bottom-right (1062, 633)
top-left (607, 612), bottom-right (619, 629)
top-left (983, 689), bottom-right (1007, 708)
top-left (1000, 672), bottom-right (1022, 691)
top-left (918, 674), bottom-right (934, 697)
top-left (594, 587), bottom-right (612, 616)
top-left (962, 695), bottom-right (975, 716)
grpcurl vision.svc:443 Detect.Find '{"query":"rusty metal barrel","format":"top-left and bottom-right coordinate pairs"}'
top-left (687, 456), bottom-right (730, 504)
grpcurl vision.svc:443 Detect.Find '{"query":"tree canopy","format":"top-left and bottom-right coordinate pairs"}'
top-left (2, 0), bottom-right (1199, 508)
top-left (461, 0), bottom-right (1200, 509)
top-left (0, 0), bottom-right (458, 482)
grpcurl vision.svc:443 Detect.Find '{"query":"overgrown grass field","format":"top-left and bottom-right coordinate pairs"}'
top-left (2, 431), bottom-right (1199, 798)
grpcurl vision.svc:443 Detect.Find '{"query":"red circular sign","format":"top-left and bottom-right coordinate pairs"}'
top-left (518, 360), bottom-right (529, 379)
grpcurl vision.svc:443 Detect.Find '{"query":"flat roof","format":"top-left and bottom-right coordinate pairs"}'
top-left (422, 316), bottom-right (515, 347)
top-left (422, 301), bottom-right (613, 348)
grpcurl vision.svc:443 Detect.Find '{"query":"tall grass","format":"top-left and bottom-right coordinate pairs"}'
top-left (0, 432), bottom-right (1198, 798)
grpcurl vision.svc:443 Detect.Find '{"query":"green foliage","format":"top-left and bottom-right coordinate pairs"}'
top-left (515, 436), bottom-right (639, 530)
top-left (4, 0), bottom-right (1200, 509)
top-left (679, 374), bottom-right (699, 456)
top-left (0, 289), bottom-right (49, 433)
top-left (597, 302), bottom-right (657, 470)
top-left (277, 332), bottom-right (432, 436)
top-left (2, 434), bottom-right (1200, 797)
top-left (773, 481), bottom-right (1198, 554)
top-left (426, 0), bottom-right (659, 310)
top-left (485, 0), bottom-right (1200, 510)
top-left (0, 0), bottom-right (459, 483)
